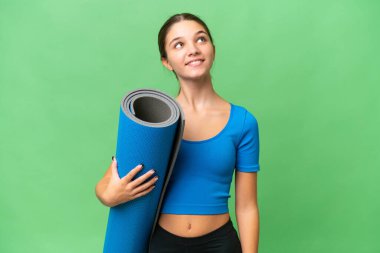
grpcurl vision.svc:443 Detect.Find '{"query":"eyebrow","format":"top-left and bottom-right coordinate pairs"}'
top-left (169, 30), bottom-right (208, 46)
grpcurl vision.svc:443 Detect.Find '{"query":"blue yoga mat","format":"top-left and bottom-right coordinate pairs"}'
top-left (103, 88), bottom-right (185, 253)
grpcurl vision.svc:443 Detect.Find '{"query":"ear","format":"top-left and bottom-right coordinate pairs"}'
top-left (161, 57), bottom-right (174, 71)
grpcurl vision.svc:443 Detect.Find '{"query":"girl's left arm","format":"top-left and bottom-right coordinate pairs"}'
top-left (235, 171), bottom-right (259, 253)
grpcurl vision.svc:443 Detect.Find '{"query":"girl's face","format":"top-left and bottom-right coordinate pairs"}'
top-left (162, 20), bottom-right (215, 81)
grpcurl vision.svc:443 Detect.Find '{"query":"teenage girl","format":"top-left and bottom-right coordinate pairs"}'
top-left (95, 13), bottom-right (260, 253)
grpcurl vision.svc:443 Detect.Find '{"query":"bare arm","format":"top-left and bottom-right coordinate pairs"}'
top-left (235, 171), bottom-right (259, 253)
top-left (95, 161), bottom-right (113, 206)
top-left (95, 157), bottom-right (158, 207)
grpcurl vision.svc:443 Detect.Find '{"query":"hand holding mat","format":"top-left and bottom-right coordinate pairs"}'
top-left (101, 158), bottom-right (158, 207)
top-left (103, 88), bottom-right (185, 253)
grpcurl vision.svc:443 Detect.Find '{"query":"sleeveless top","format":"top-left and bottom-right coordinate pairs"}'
top-left (161, 102), bottom-right (260, 215)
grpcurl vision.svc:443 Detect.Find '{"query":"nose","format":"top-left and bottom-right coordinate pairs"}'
top-left (187, 42), bottom-right (200, 56)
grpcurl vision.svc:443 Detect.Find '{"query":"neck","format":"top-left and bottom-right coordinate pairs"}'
top-left (175, 74), bottom-right (219, 112)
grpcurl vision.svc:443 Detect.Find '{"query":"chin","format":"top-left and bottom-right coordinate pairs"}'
top-left (184, 73), bottom-right (210, 82)
top-left (184, 69), bottom-right (211, 80)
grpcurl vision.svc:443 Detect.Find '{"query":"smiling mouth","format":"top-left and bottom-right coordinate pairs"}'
top-left (186, 59), bottom-right (205, 66)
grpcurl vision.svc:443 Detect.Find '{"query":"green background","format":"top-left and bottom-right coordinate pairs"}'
top-left (1, 0), bottom-right (379, 252)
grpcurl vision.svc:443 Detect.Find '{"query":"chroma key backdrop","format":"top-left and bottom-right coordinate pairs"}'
top-left (0, 0), bottom-right (379, 252)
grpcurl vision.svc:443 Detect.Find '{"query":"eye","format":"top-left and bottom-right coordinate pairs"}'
top-left (197, 36), bottom-right (207, 42)
top-left (174, 42), bottom-right (183, 49)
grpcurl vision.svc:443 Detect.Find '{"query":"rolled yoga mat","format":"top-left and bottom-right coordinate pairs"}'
top-left (103, 88), bottom-right (185, 253)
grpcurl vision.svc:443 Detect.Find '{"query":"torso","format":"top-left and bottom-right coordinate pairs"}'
top-left (158, 98), bottom-right (231, 237)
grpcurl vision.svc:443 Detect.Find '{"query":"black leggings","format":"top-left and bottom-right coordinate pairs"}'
top-left (149, 218), bottom-right (242, 253)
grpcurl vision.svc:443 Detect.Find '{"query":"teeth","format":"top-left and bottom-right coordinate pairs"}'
top-left (188, 60), bottom-right (203, 65)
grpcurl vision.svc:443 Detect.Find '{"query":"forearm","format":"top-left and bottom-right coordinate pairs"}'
top-left (236, 207), bottom-right (259, 253)
top-left (95, 176), bottom-right (111, 206)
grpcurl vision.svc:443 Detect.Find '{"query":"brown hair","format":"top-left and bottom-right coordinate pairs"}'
top-left (158, 13), bottom-right (215, 94)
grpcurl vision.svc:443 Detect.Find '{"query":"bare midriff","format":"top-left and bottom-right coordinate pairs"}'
top-left (158, 213), bottom-right (230, 237)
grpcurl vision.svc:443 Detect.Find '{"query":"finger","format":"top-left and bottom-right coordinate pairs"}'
top-left (131, 185), bottom-right (156, 200)
top-left (132, 176), bottom-right (158, 195)
top-left (129, 169), bottom-right (156, 188)
top-left (110, 157), bottom-right (119, 179)
top-left (121, 164), bottom-right (144, 183)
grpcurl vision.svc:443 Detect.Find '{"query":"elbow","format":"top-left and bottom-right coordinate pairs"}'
top-left (236, 201), bottom-right (259, 215)
top-left (236, 206), bottom-right (259, 221)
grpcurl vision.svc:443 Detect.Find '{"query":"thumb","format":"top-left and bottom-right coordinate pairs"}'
top-left (111, 157), bottom-right (120, 180)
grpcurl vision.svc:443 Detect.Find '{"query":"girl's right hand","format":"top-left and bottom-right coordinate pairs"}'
top-left (97, 158), bottom-right (159, 207)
